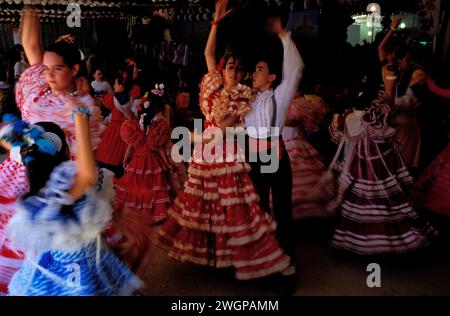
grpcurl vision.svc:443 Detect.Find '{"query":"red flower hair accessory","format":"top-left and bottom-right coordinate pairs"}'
top-left (151, 83), bottom-right (165, 97)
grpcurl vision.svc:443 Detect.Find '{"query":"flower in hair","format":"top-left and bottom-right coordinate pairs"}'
top-left (216, 56), bottom-right (226, 72)
top-left (0, 115), bottom-right (63, 163)
top-left (151, 83), bottom-right (165, 97)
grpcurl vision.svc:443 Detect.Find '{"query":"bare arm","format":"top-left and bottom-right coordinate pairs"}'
top-left (122, 144), bottom-right (134, 167)
top-left (204, 0), bottom-right (233, 72)
top-left (377, 17), bottom-right (401, 62)
top-left (384, 74), bottom-right (396, 110)
top-left (66, 99), bottom-right (98, 200)
top-left (204, 23), bottom-right (219, 72)
top-left (20, 8), bottom-right (43, 66)
top-left (427, 78), bottom-right (450, 99)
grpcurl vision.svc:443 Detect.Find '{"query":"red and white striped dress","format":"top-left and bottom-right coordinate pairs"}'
top-left (157, 70), bottom-right (291, 280)
top-left (328, 103), bottom-right (436, 255)
top-left (0, 157), bottom-right (30, 295)
top-left (282, 93), bottom-right (331, 219)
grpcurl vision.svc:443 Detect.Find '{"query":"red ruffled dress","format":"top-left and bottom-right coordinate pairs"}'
top-left (130, 85), bottom-right (141, 99)
top-left (282, 94), bottom-right (332, 219)
top-left (114, 117), bottom-right (172, 223)
top-left (113, 117), bottom-right (172, 269)
top-left (157, 70), bottom-right (291, 280)
top-left (96, 93), bottom-right (129, 166)
top-left (0, 157), bottom-right (30, 295)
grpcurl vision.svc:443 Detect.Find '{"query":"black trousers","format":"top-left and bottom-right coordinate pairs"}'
top-left (247, 139), bottom-right (295, 260)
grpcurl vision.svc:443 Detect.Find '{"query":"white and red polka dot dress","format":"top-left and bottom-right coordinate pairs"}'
top-left (14, 64), bottom-right (122, 253)
top-left (15, 64), bottom-right (104, 157)
top-left (0, 157), bottom-right (30, 295)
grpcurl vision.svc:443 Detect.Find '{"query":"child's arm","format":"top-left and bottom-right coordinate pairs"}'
top-left (20, 8), bottom-right (43, 66)
top-left (204, 0), bottom-right (233, 72)
top-left (66, 98), bottom-right (98, 200)
top-left (123, 144), bottom-right (134, 168)
top-left (377, 17), bottom-right (401, 62)
top-left (384, 67), bottom-right (396, 109)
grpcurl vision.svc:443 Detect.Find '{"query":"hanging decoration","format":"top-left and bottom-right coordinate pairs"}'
top-left (417, 0), bottom-right (441, 34)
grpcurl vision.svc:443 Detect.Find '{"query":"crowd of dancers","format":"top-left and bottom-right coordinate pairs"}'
top-left (0, 0), bottom-right (449, 296)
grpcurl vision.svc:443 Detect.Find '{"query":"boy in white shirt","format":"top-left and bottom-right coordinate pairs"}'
top-left (91, 68), bottom-right (113, 96)
top-left (244, 9), bottom-right (304, 281)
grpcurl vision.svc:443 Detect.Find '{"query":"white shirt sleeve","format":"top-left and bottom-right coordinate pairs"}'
top-left (14, 62), bottom-right (20, 78)
top-left (395, 87), bottom-right (418, 109)
top-left (273, 32), bottom-right (304, 129)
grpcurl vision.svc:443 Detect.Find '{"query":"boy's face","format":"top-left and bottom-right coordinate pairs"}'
top-left (397, 52), bottom-right (413, 70)
top-left (93, 70), bottom-right (103, 81)
top-left (252, 61), bottom-right (275, 91)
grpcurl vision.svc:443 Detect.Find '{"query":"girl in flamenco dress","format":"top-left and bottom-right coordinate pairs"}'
top-left (113, 85), bottom-right (173, 275)
top-left (327, 70), bottom-right (436, 255)
top-left (96, 71), bottom-right (134, 177)
top-left (157, 0), bottom-right (291, 280)
top-left (0, 116), bottom-right (30, 295)
top-left (282, 90), bottom-right (332, 219)
top-left (15, 8), bottom-right (123, 250)
top-left (0, 8), bottom-right (107, 295)
top-left (2, 105), bottom-right (141, 296)
top-left (15, 8), bottom-right (103, 157)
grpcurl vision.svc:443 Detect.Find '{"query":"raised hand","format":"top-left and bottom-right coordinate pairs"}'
top-left (214, 0), bottom-right (233, 23)
top-left (56, 34), bottom-right (76, 44)
top-left (391, 16), bottom-right (403, 30)
top-left (20, 6), bottom-right (43, 65)
top-left (267, 16), bottom-right (287, 37)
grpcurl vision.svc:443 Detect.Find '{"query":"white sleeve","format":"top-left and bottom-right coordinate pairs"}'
top-left (14, 62), bottom-right (20, 78)
top-left (395, 87), bottom-right (418, 109)
top-left (274, 32), bottom-right (304, 128)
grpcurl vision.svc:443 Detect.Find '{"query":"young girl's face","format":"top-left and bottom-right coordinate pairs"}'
top-left (43, 52), bottom-right (78, 93)
top-left (223, 57), bottom-right (240, 90)
top-left (113, 79), bottom-right (124, 93)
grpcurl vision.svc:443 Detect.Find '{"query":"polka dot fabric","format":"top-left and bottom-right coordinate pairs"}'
top-left (0, 157), bottom-right (29, 295)
top-left (15, 64), bottom-right (104, 157)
